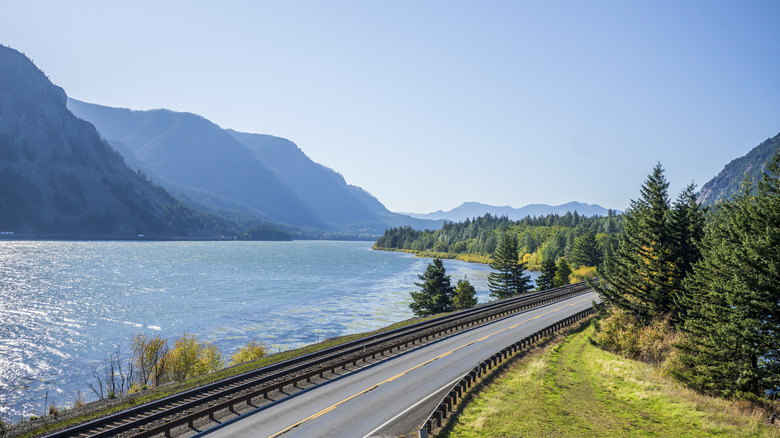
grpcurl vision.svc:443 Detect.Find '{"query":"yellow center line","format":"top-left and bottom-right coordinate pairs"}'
top-left (267, 294), bottom-right (595, 438)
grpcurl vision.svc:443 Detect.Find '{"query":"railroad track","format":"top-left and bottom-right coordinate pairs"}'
top-left (44, 281), bottom-right (596, 438)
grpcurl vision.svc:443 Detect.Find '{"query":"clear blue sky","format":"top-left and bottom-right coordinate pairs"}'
top-left (2, 1), bottom-right (778, 213)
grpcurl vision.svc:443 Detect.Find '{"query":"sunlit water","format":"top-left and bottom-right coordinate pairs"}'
top-left (0, 240), bottom-right (537, 421)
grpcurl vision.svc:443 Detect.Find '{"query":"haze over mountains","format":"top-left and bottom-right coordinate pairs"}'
top-left (405, 201), bottom-right (615, 222)
top-left (67, 99), bottom-right (438, 236)
top-left (2, 45), bottom-right (776, 239)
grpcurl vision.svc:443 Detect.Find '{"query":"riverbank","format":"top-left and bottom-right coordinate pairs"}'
top-left (372, 246), bottom-right (490, 264)
top-left (441, 322), bottom-right (779, 437)
top-left (4, 313), bottom-right (444, 438)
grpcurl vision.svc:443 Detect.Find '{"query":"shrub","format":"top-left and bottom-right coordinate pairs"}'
top-left (165, 333), bottom-right (224, 381)
top-left (594, 307), bottom-right (682, 372)
top-left (570, 265), bottom-right (597, 283)
top-left (594, 307), bottom-right (641, 357)
top-left (637, 317), bottom-right (677, 365)
top-left (229, 341), bottom-right (267, 366)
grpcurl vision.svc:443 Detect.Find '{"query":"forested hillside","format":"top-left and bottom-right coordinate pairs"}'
top-left (373, 211), bottom-right (622, 270)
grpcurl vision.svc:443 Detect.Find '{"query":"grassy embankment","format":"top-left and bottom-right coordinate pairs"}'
top-left (10, 314), bottom-right (443, 438)
top-left (442, 322), bottom-right (779, 438)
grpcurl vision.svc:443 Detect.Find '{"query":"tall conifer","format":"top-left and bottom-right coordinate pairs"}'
top-left (488, 233), bottom-right (531, 299)
top-left (676, 152), bottom-right (780, 397)
top-left (570, 232), bottom-right (603, 267)
top-left (536, 258), bottom-right (557, 291)
top-left (594, 164), bottom-right (677, 321)
top-left (668, 182), bottom-right (706, 320)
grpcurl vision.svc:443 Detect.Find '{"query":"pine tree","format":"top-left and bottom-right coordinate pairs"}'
top-left (409, 258), bottom-right (454, 317)
top-left (570, 232), bottom-right (603, 267)
top-left (676, 152), bottom-right (780, 398)
top-left (593, 163), bottom-right (677, 321)
top-left (453, 278), bottom-right (478, 310)
top-left (488, 233), bottom-right (531, 299)
top-left (536, 258), bottom-right (556, 291)
top-left (669, 183), bottom-right (706, 276)
top-left (553, 258), bottom-right (572, 287)
top-left (668, 182), bottom-right (706, 320)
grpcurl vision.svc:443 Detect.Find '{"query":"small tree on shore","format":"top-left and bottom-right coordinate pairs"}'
top-left (453, 278), bottom-right (478, 310)
top-left (488, 233), bottom-right (532, 299)
top-left (409, 257), bottom-right (454, 316)
top-left (536, 258), bottom-right (557, 291)
top-left (553, 258), bottom-right (572, 287)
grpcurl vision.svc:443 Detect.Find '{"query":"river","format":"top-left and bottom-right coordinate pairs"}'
top-left (0, 240), bottom-right (537, 421)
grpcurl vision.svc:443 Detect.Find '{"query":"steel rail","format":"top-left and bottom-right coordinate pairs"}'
top-left (44, 280), bottom-right (596, 438)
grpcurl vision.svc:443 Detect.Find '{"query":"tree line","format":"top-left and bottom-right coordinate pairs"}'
top-left (593, 154), bottom-right (780, 400)
top-left (374, 210), bottom-right (622, 271)
top-left (409, 230), bottom-right (570, 317)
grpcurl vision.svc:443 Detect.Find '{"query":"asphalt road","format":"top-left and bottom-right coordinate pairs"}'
top-left (198, 291), bottom-right (598, 438)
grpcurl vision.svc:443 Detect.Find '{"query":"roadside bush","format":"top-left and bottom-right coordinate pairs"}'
top-left (594, 308), bottom-right (683, 372)
top-left (229, 341), bottom-right (267, 366)
top-left (637, 317), bottom-right (677, 365)
top-left (594, 307), bottom-right (641, 357)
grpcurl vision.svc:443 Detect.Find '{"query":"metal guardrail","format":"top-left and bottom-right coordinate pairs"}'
top-left (417, 306), bottom-right (596, 438)
top-left (44, 281), bottom-right (595, 438)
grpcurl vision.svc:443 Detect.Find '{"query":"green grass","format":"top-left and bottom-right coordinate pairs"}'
top-left (443, 322), bottom-right (779, 438)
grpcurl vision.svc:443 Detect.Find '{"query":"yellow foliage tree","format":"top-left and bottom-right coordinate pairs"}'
top-left (229, 341), bottom-right (267, 366)
top-left (166, 333), bottom-right (224, 381)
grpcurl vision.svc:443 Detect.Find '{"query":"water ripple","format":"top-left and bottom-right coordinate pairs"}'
top-left (0, 240), bottom-right (536, 421)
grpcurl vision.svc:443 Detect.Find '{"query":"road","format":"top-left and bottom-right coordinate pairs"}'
top-left (197, 291), bottom-right (598, 438)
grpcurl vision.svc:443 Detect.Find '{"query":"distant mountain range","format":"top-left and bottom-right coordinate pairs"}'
top-left (403, 201), bottom-right (616, 222)
top-left (698, 132), bottom-right (780, 205)
top-left (0, 45), bottom-right (235, 237)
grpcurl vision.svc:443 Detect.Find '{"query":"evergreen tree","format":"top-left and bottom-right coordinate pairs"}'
top-left (553, 258), bottom-right (572, 287)
top-left (453, 278), bottom-right (478, 310)
top-left (669, 183), bottom-right (706, 275)
top-left (676, 153), bottom-right (780, 398)
top-left (488, 233), bottom-right (531, 299)
top-left (593, 163), bottom-right (677, 322)
top-left (570, 232), bottom-right (603, 267)
top-left (409, 258), bottom-right (454, 317)
top-left (668, 182), bottom-right (706, 319)
top-left (536, 258), bottom-right (556, 291)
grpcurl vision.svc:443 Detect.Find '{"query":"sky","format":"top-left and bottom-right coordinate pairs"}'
top-left (2, 1), bottom-right (779, 214)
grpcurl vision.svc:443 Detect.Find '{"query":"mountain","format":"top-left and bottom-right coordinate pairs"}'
top-left (226, 130), bottom-right (383, 225)
top-left (68, 99), bottom-right (440, 235)
top-left (0, 45), bottom-right (236, 237)
top-left (698, 132), bottom-right (780, 206)
top-left (404, 201), bottom-right (615, 222)
top-left (66, 99), bottom-right (322, 228)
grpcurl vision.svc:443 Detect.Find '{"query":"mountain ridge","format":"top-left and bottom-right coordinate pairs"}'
top-left (698, 132), bottom-right (780, 205)
top-left (67, 99), bottom-right (441, 235)
top-left (0, 45), bottom-right (235, 237)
